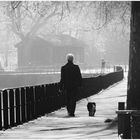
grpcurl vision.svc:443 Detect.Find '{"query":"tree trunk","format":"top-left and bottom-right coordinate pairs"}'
top-left (127, 2), bottom-right (140, 138)
top-left (127, 1), bottom-right (140, 110)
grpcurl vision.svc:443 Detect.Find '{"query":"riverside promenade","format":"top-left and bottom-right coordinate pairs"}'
top-left (0, 73), bottom-right (127, 139)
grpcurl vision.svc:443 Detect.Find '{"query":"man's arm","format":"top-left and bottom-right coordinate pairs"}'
top-left (59, 67), bottom-right (64, 91)
top-left (77, 65), bottom-right (82, 87)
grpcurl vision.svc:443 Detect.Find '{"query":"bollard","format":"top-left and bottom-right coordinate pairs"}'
top-left (117, 102), bottom-right (131, 139)
top-left (118, 102), bottom-right (125, 137)
top-left (118, 102), bottom-right (125, 110)
top-left (123, 114), bottom-right (131, 139)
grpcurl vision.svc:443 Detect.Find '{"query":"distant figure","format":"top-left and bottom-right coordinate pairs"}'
top-left (101, 59), bottom-right (106, 74)
top-left (0, 61), bottom-right (4, 72)
top-left (59, 53), bottom-right (82, 117)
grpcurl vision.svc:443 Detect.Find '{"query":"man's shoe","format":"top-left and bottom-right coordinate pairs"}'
top-left (69, 114), bottom-right (75, 117)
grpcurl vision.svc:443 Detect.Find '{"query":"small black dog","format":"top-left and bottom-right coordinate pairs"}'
top-left (87, 102), bottom-right (96, 117)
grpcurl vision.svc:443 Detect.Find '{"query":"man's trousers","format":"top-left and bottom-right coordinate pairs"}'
top-left (66, 88), bottom-right (78, 116)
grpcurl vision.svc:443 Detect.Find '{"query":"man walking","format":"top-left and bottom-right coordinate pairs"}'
top-left (59, 53), bottom-right (82, 117)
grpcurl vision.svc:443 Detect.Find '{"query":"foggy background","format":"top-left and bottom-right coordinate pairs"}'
top-left (0, 1), bottom-right (130, 88)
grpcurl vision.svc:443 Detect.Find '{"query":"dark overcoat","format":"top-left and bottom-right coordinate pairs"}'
top-left (60, 62), bottom-right (82, 91)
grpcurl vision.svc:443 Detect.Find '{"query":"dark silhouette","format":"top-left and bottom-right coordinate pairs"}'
top-left (59, 53), bottom-right (82, 117)
top-left (127, 2), bottom-right (140, 138)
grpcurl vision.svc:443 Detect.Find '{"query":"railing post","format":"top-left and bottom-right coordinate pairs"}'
top-left (45, 85), bottom-right (49, 113)
top-left (45, 84), bottom-right (53, 113)
top-left (51, 84), bottom-right (55, 111)
top-left (0, 91), bottom-right (2, 130)
top-left (15, 88), bottom-right (21, 125)
top-left (26, 87), bottom-right (31, 121)
top-left (19, 88), bottom-right (22, 124)
top-left (40, 85), bottom-right (45, 116)
top-left (35, 86), bottom-right (40, 117)
top-left (21, 88), bottom-right (26, 123)
top-left (33, 86), bottom-right (37, 119)
top-left (39, 85), bottom-right (44, 116)
top-left (3, 90), bottom-right (9, 129)
top-left (43, 85), bottom-right (47, 114)
top-left (30, 86), bottom-right (34, 120)
top-left (49, 84), bottom-right (55, 112)
top-left (55, 83), bottom-right (60, 110)
top-left (9, 89), bottom-right (15, 127)
top-left (24, 88), bottom-right (28, 122)
top-left (41, 85), bottom-right (45, 116)
top-left (37, 86), bottom-right (41, 117)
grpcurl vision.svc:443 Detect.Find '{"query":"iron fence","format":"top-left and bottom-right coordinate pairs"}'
top-left (0, 68), bottom-right (123, 130)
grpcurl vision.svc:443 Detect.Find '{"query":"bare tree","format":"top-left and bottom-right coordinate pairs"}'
top-left (0, 1), bottom-right (130, 40)
top-left (0, 1), bottom-right (131, 68)
top-left (3, 1), bottom-right (72, 41)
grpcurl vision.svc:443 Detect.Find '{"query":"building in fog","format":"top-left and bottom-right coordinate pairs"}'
top-left (15, 34), bottom-right (85, 70)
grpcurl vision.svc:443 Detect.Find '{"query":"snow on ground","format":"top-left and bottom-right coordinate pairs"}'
top-left (0, 73), bottom-right (127, 139)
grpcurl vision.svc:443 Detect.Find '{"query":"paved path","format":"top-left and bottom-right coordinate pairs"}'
top-left (0, 74), bottom-right (127, 139)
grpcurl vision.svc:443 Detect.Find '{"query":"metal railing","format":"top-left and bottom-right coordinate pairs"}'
top-left (0, 68), bottom-right (124, 130)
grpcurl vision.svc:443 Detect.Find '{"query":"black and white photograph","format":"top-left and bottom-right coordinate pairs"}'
top-left (0, 0), bottom-right (139, 139)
